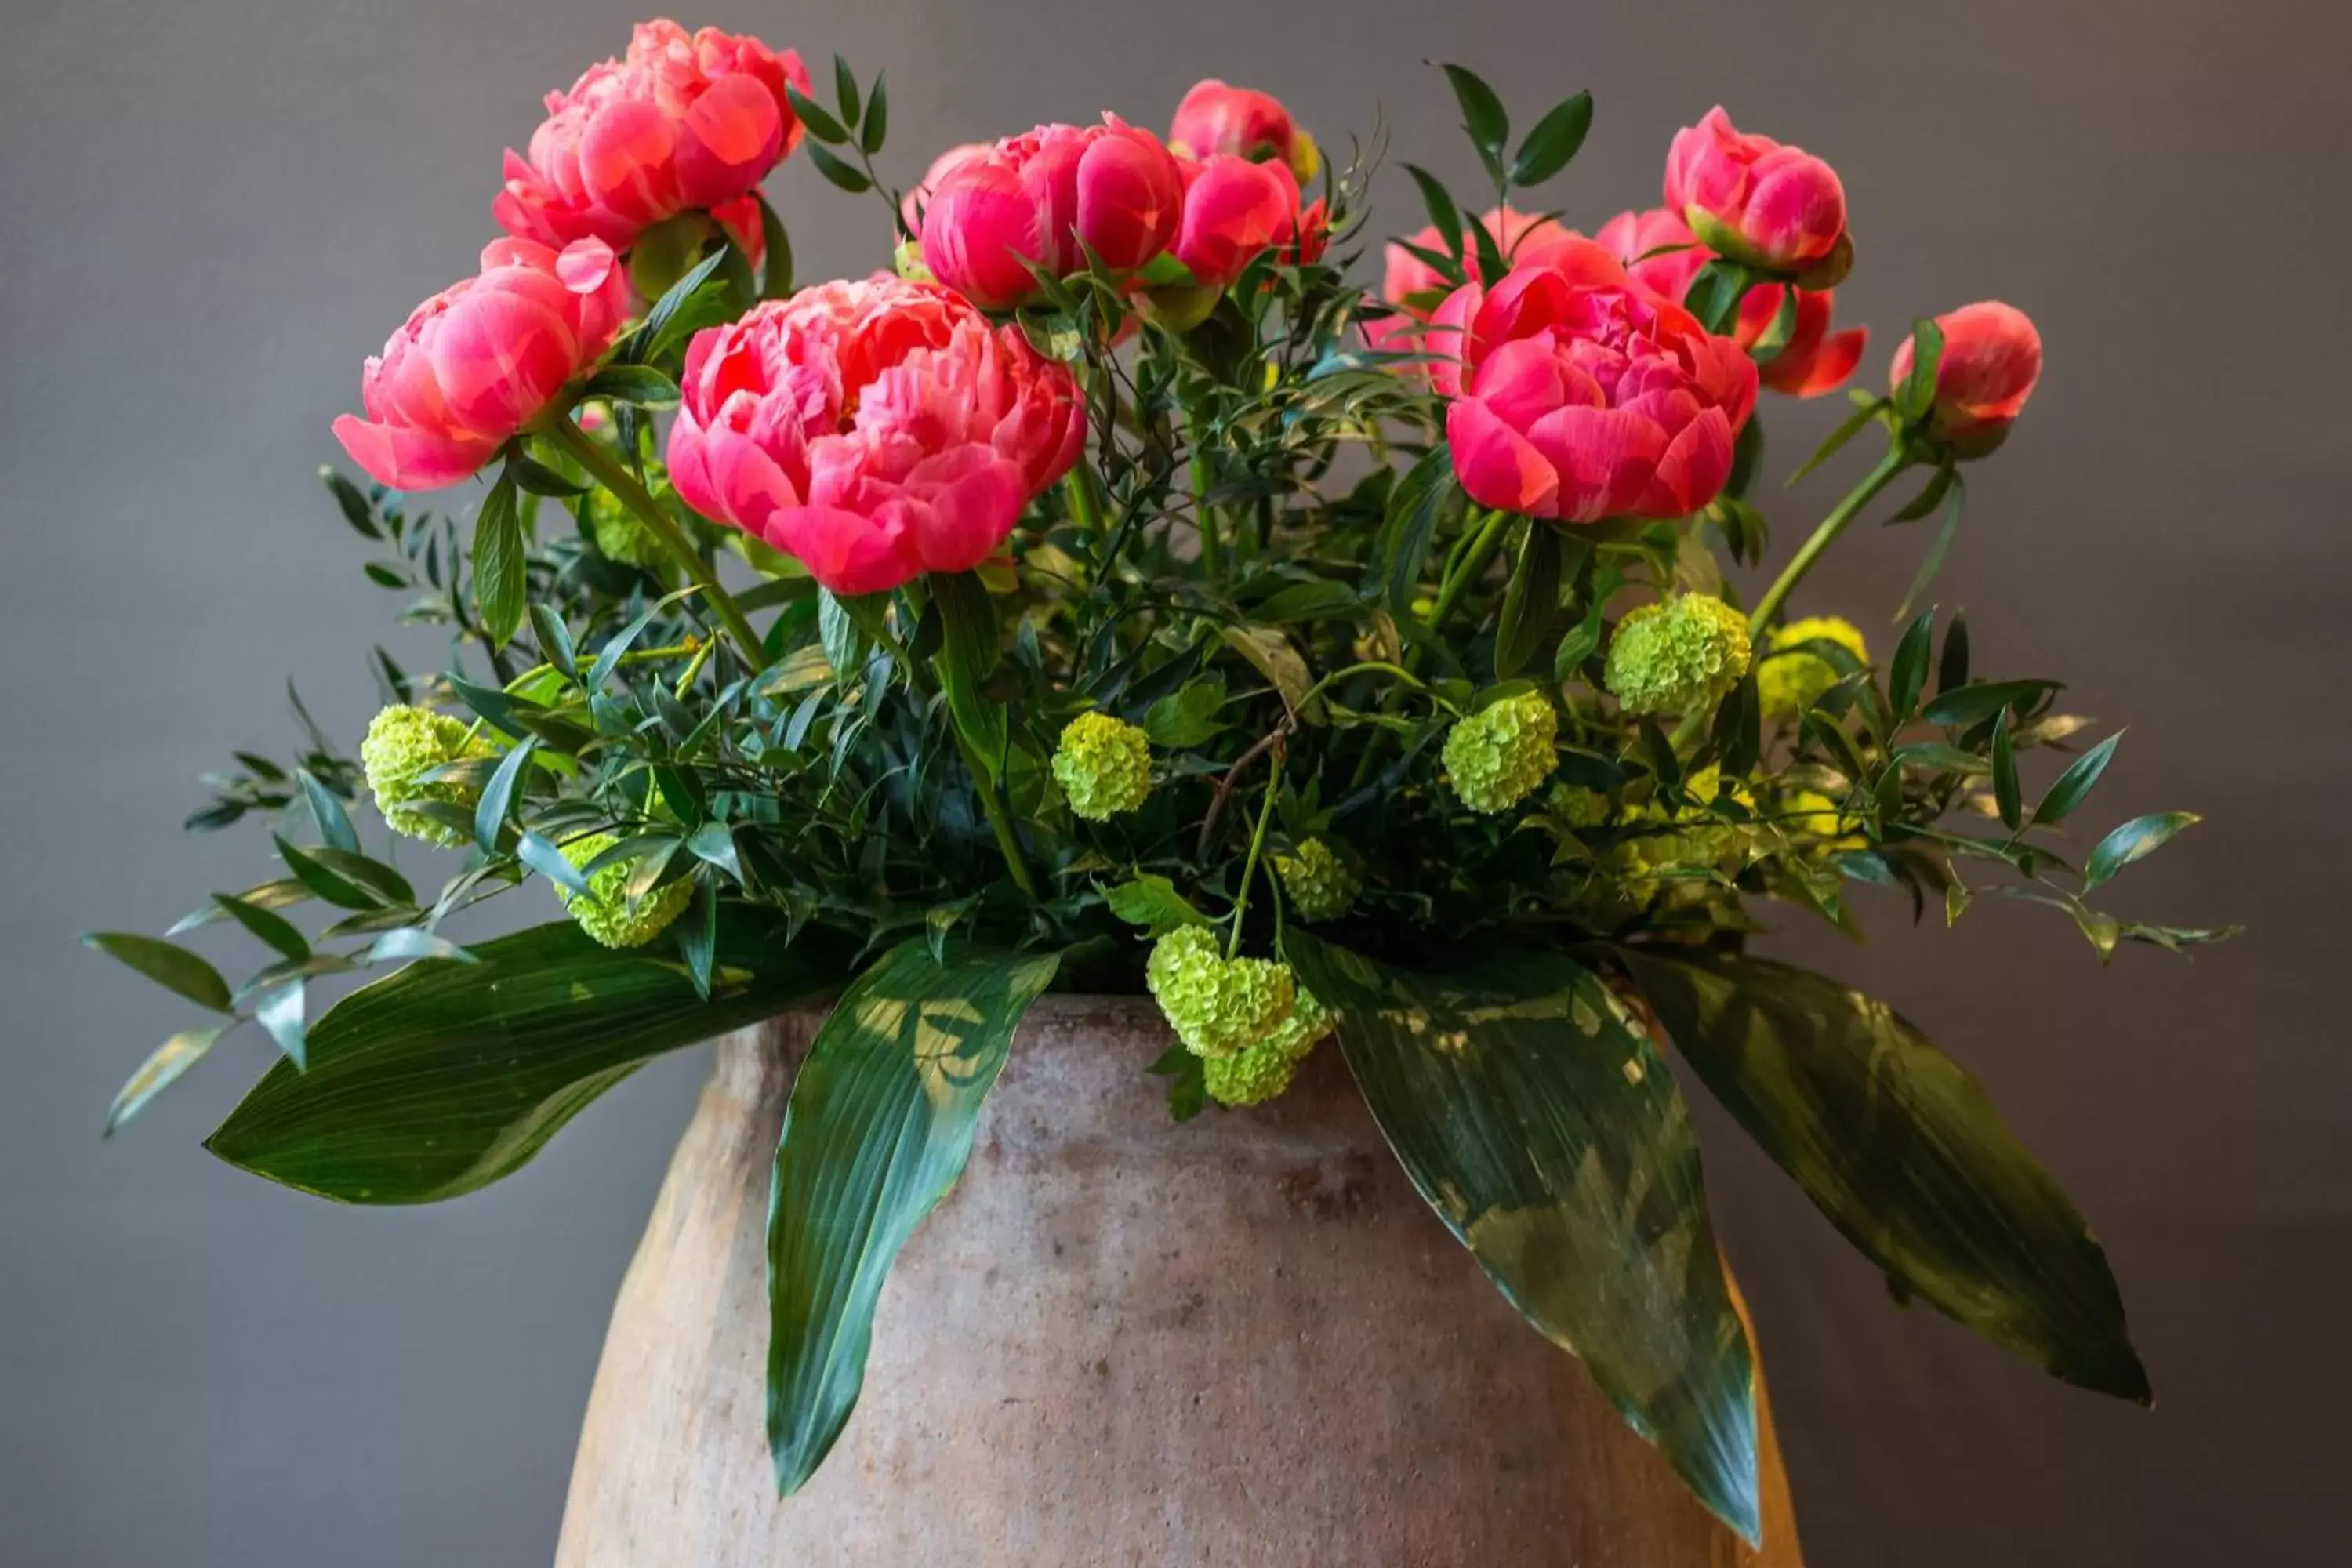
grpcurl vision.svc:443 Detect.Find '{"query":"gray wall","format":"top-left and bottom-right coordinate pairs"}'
top-left (5, 0), bottom-right (2345, 1562)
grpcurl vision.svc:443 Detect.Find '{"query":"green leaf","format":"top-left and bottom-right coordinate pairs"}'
top-left (1367, 446), bottom-right (1454, 615)
top-left (831, 53), bottom-right (860, 125)
top-left (583, 365), bottom-right (682, 409)
top-left (1921, 678), bottom-right (2061, 729)
top-left (474, 736), bottom-right (539, 855)
top-left (82, 932), bottom-right (233, 1013)
top-left (206, 914), bottom-right (848, 1203)
top-left (630, 247), bottom-right (728, 358)
top-left (1287, 934), bottom-right (1760, 1542)
top-left (768, 941), bottom-right (1060, 1491)
top-left (1494, 522), bottom-right (1563, 680)
top-left (1887, 463), bottom-right (1955, 524)
top-left (1439, 64), bottom-right (1509, 179)
top-left (1682, 257), bottom-right (1751, 336)
top-left (758, 194), bottom-right (795, 297)
top-left (471, 473), bottom-right (525, 645)
top-left (2033, 731), bottom-right (2124, 826)
top-left (804, 141), bottom-right (873, 194)
top-left (212, 893), bottom-right (309, 963)
top-left (1991, 710), bottom-right (2021, 829)
top-left (255, 979), bottom-right (307, 1069)
top-left (1508, 90), bottom-right (1593, 186)
top-left (1896, 472), bottom-right (1966, 621)
top-left (929, 572), bottom-right (1008, 783)
top-left (1888, 609), bottom-right (1934, 720)
top-left (785, 82), bottom-right (848, 145)
top-left (516, 830), bottom-right (593, 898)
top-left (106, 1023), bottom-right (232, 1136)
top-left (528, 604), bottom-right (579, 680)
top-left (323, 467), bottom-right (380, 539)
top-left (1618, 949), bottom-right (2150, 1403)
top-left (1938, 610), bottom-right (1970, 695)
top-left (1896, 319), bottom-right (1946, 423)
top-left (506, 447), bottom-right (588, 498)
top-left (860, 71), bottom-right (888, 155)
top-left (296, 769), bottom-right (359, 854)
top-left (1102, 873), bottom-right (1210, 936)
top-left (1142, 677), bottom-right (1227, 748)
top-left (1399, 163), bottom-right (1464, 263)
top-left (2084, 811), bottom-right (2200, 891)
top-left (1746, 285), bottom-right (1799, 367)
top-left (365, 929), bottom-right (477, 965)
top-left (1788, 397), bottom-right (1882, 488)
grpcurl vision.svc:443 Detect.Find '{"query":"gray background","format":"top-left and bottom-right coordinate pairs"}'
top-left (4, 0), bottom-right (2345, 1562)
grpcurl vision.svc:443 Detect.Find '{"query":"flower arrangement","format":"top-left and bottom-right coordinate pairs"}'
top-left (82, 20), bottom-right (2231, 1541)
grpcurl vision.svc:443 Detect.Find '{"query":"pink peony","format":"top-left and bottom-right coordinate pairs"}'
top-left (918, 118), bottom-right (1185, 311)
top-left (1168, 80), bottom-right (1319, 183)
top-left (1439, 267), bottom-right (1758, 524)
top-left (1368, 207), bottom-right (1616, 358)
top-left (666, 274), bottom-right (1084, 594)
top-left (902, 143), bottom-right (991, 234)
top-left (332, 237), bottom-right (629, 492)
top-left (1664, 107), bottom-right (1849, 280)
top-left (1889, 300), bottom-right (2042, 452)
top-left (1595, 207), bottom-right (1864, 397)
top-left (494, 20), bottom-right (811, 253)
top-left (1171, 154), bottom-right (1327, 290)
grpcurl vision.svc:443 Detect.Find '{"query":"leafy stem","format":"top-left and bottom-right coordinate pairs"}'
top-left (1225, 739), bottom-right (1286, 959)
top-left (543, 412), bottom-right (765, 666)
top-left (1747, 445), bottom-right (1911, 635)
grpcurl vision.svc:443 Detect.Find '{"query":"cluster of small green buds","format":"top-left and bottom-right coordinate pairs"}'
top-left (584, 485), bottom-right (666, 571)
top-left (1603, 593), bottom-right (1752, 716)
top-left (1145, 926), bottom-right (1332, 1106)
top-left (1443, 691), bottom-right (1559, 815)
top-left (1758, 615), bottom-right (1869, 722)
top-left (1273, 838), bottom-right (1360, 922)
top-left (1052, 711), bottom-right (1153, 822)
top-left (359, 704), bottom-right (497, 847)
top-left (551, 832), bottom-right (695, 949)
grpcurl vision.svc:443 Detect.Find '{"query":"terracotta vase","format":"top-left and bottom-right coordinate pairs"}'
top-left (556, 997), bottom-right (1804, 1566)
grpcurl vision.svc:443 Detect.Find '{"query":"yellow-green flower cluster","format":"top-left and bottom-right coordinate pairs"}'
top-left (1052, 712), bottom-right (1153, 822)
top-left (1780, 789), bottom-right (1866, 853)
top-left (1145, 926), bottom-right (1331, 1107)
top-left (1443, 691), bottom-right (1559, 815)
top-left (359, 704), bottom-right (497, 847)
top-left (552, 832), bottom-right (694, 949)
top-left (1759, 615), bottom-right (1868, 722)
top-left (1604, 593), bottom-right (1751, 716)
top-left (1274, 838), bottom-right (1359, 922)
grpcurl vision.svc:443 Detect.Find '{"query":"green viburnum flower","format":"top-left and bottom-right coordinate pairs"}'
top-left (584, 485), bottom-right (665, 571)
top-left (1145, 926), bottom-right (1292, 1059)
top-left (1443, 691), bottom-right (1559, 815)
top-left (359, 704), bottom-right (497, 846)
top-left (1603, 593), bottom-right (1752, 716)
top-left (1780, 789), bottom-right (1866, 853)
top-left (1203, 985), bottom-right (1332, 1109)
top-left (1052, 711), bottom-right (1152, 822)
top-left (1274, 838), bottom-right (1360, 922)
top-left (552, 832), bottom-right (695, 949)
top-left (1759, 615), bottom-right (1869, 722)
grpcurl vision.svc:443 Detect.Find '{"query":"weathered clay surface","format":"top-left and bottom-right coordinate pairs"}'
top-left (557, 996), bottom-right (1802, 1566)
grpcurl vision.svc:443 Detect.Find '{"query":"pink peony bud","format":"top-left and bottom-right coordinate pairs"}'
top-left (1168, 80), bottom-right (1319, 183)
top-left (1664, 107), bottom-right (1848, 279)
top-left (1889, 301), bottom-right (2043, 452)
top-left (494, 20), bottom-right (811, 254)
top-left (902, 143), bottom-right (991, 234)
top-left (1171, 155), bottom-right (1325, 291)
top-left (919, 119), bottom-right (1185, 311)
top-left (1367, 207), bottom-right (1608, 358)
top-left (1438, 267), bottom-right (1757, 524)
top-left (1595, 206), bottom-right (1864, 397)
top-left (666, 274), bottom-right (1084, 594)
top-left (332, 238), bottom-right (629, 491)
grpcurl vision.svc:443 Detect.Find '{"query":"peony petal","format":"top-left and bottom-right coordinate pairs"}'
top-left (332, 414), bottom-right (499, 492)
top-left (1447, 396), bottom-right (1561, 519)
top-left (1522, 404), bottom-right (1667, 522)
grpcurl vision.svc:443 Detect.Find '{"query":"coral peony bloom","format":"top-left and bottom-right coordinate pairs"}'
top-left (1439, 268), bottom-right (1757, 524)
top-left (1664, 107), bottom-right (1848, 279)
top-left (1168, 80), bottom-right (1319, 183)
top-left (1595, 207), bottom-right (1864, 397)
top-left (1172, 154), bottom-right (1326, 289)
top-left (666, 274), bottom-right (1083, 594)
top-left (332, 238), bottom-right (629, 491)
top-left (494, 20), bottom-right (811, 253)
top-left (1367, 207), bottom-right (1612, 358)
top-left (1889, 301), bottom-right (2043, 452)
top-left (902, 142), bottom-right (990, 234)
top-left (918, 118), bottom-right (1185, 311)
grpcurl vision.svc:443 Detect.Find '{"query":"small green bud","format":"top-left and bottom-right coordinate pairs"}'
top-left (1758, 615), bottom-right (1868, 722)
top-left (551, 832), bottom-right (695, 949)
top-left (1273, 838), bottom-right (1360, 922)
top-left (359, 704), bottom-right (497, 847)
top-left (1052, 711), bottom-right (1153, 822)
top-left (1443, 691), bottom-right (1559, 815)
top-left (1603, 593), bottom-right (1752, 716)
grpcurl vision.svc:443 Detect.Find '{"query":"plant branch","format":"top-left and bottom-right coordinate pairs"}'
top-left (1747, 445), bottom-right (1911, 636)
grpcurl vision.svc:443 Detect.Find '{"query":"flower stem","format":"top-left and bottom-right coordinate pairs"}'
top-left (1746, 446), bottom-right (1911, 637)
top-left (1225, 743), bottom-right (1285, 960)
top-left (544, 412), bottom-right (765, 666)
top-left (953, 728), bottom-right (1038, 898)
top-left (1425, 506), bottom-right (1515, 640)
top-left (1191, 448), bottom-right (1223, 575)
